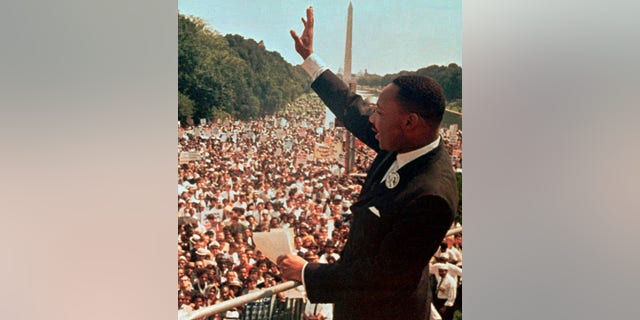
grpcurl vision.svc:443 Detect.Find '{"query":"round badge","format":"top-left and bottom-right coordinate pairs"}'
top-left (385, 172), bottom-right (400, 189)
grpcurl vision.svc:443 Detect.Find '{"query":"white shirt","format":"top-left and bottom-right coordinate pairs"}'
top-left (434, 273), bottom-right (457, 307)
top-left (429, 263), bottom-right (462, 287)
top-left (300, 53), bottom-right (329, 80)
top-left (381, 136), bottom-right (442, 183)
top-left (318, 252), bottom-right (340, 264)
top-left (446, 247), bottom-right (462, 265)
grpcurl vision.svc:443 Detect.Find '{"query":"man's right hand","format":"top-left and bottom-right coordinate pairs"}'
top-left (290, 6), bottom-right (314, 59)
top-left (276, 253), bottom-right (306, 283)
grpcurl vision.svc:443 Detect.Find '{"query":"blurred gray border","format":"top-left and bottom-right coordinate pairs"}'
top-left (1, 0), bottom-right (177, 319)
top-left (2, 1), bottom-right (640, 319)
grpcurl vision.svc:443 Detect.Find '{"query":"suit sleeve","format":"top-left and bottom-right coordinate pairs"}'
top-left (303, 195), bottom-right (454, 303)
top-left (311, 70), bottom-right (380, 151)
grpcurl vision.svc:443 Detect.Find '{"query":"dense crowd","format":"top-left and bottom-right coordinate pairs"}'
top-left (177, 94), bottom-right (463, 320)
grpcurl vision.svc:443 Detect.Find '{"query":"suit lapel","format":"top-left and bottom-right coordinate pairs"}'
top-left (395, 144), bottom-right (441, 184)
top-left (361, 151), bottom-right (396, 195)
top-left (358, 144), bottom-right (443, 205)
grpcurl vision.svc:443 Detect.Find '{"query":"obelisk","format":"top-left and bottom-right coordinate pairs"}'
top-left (343, 1), bottom-right (353, 84)
top-left (343, 1), bottom-right (356, 173)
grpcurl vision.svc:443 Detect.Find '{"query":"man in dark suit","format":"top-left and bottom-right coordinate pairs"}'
top-left (277, 7), bottom-right (458, 320)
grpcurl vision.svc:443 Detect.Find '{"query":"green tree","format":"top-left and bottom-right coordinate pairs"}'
top-left (357, 64), bottom-right (462, 104)
top-left (178, 92), bottom-right (195, 124)
top-left (178, 13), bottom-right (311, 123)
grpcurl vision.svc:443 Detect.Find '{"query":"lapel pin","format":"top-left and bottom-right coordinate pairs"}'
top-left (385, 172), bottom-right (400, 189)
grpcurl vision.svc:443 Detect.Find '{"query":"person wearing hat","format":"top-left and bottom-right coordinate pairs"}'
top-left (278, 7), bottom-right (457, 320)
top-left (318, 240), bottom-right (340, 264)
top-left (194, 248), bottom-right (211, 261)
top-left (189, 233), bottom-right (201, 247)
top-left (178, 256), bottom-right (188, 269)
top-left (429, 263), bottom-right (457, 320)
top-left (208, 240), bottom-right (221, 254)
top-left (429, 257), bottom-right (462, 318)
top-left (223, 207), bottom-right (248, 237)
top-left (226, 278), bottom-right (244, 297)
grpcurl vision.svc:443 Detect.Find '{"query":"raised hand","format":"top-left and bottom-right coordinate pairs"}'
top-left (290, 6), bottom-right (314, 59)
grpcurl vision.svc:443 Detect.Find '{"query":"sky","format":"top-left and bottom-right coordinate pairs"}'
top-left (177, 0), bottom-right (461, 76)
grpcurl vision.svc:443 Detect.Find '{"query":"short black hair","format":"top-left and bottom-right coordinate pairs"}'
top-left (392, 75), bottom-right (446, 125)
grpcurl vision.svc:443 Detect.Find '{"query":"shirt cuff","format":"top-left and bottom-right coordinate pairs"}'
top-left (301, 261), bottom-right (309, 288)
top-left (301, 53), bottom-right (329, 81)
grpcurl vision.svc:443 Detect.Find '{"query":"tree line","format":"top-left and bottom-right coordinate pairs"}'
top-left (178, 14), bottom-right (311, 125)
top-left (178, 13), bottom-right (462, 125)
top-left (357, 64), bottom-right (462, 103)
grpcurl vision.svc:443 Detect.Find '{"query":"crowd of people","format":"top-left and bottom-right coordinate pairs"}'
top-left (177, 93), bottom-right (463, 320)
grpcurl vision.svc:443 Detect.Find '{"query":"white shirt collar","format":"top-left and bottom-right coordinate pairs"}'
top-left (396, 136), bottom-right (441, 170)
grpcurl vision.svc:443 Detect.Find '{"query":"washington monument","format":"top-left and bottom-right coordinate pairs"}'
top-left (343, 2), bottom-right (353, 84)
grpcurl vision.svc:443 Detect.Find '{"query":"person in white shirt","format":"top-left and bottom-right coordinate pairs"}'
top-left (317, 241), bottom-right (340, 264)
top-left (430, 264), bottom-right (457, 320)
top-left (444, 235), bottom-right (462, 266)
top-left (429, 261), bottom-right (462, 291)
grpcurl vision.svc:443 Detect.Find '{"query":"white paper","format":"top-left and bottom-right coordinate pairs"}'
top-left (252, 229), bottom-right (294, 262)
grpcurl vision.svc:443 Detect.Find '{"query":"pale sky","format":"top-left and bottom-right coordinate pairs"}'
top-left (177, 0), bottom-right (461, 75)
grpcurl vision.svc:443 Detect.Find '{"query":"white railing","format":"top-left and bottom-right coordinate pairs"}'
top-left (178, 281), bottom-right (301, 320)
top-left (177, 226), bottom-right (461, 320)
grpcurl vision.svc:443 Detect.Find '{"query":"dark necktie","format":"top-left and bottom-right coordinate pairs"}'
top-left (437, 276), bottom-right (445, 298)
top-left (361, 153), bottom-right (396, 194)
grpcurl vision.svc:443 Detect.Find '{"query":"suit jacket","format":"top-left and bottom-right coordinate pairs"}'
top-left (303, 70), bottom-right (458, 320)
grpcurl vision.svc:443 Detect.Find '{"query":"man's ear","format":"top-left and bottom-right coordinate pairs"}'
top-left (405, 113), bottom-right (421, 129)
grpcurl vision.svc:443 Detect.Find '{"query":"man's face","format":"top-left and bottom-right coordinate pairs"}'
top-left (178, 294), bottom-right (190, 306)
top-left (369, 84), bottom-right (410, 152)
top-left (438, 268), bottom-right (448, 277)
top-left (208, 288), bottom-right (218, 299)
top-left (294, 237), bottom-right (302, 248)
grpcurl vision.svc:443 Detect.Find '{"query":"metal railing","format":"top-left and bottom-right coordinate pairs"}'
top-left (178, 227), bottom-right (461, 320)
top-left (178, 281), bottom-right (301, 320)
